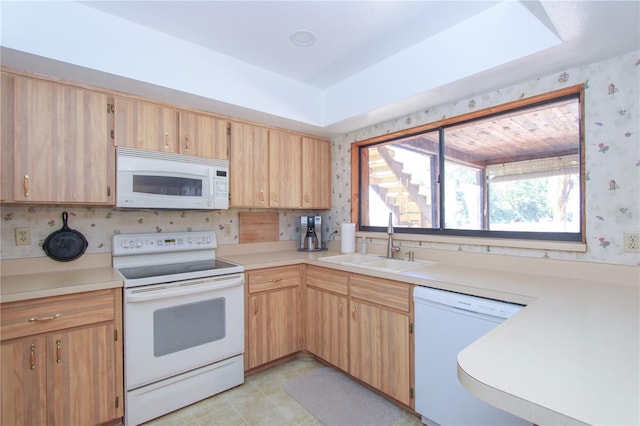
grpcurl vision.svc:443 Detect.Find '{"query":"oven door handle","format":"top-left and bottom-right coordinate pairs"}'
top-left (126, 276), bottom-right (243, 302)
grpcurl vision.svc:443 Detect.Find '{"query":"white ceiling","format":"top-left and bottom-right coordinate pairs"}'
top-left (1, 1), bottom-right (639, 137)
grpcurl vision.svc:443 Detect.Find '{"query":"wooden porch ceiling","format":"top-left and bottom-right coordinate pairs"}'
top-left (394, 98), bottom-right (580, 168)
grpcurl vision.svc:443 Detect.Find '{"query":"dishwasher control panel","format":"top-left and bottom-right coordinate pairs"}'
top-left (414, 286), bottom-right (524, 319)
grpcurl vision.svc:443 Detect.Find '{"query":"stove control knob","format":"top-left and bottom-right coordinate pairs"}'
top-left (121, 240), bottom-right (130, 249)
top-left (136, 240), bottom-right (143, 248)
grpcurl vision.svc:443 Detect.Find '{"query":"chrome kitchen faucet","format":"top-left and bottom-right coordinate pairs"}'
top-left (386, 212), bottom-right (401, 258)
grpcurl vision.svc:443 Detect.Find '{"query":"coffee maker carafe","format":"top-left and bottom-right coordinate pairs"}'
top-left (299, 216), bottom-right (322, 251)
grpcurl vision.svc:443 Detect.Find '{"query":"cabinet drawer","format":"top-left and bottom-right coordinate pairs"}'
top-left (350, 274), bottom-right (411, 312)
top-left (306, 265), bottom-right (349, 295)
top-left (247, 265), bottom-right (301, 293)
top-left (1, 289), bottom-right (117, 341)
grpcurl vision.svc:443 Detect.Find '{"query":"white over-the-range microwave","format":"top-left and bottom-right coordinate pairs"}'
top-left (116, 147), bottom-right (229, 210)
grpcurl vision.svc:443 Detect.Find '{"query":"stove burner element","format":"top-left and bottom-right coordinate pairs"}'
top-left (118, 259), bottom-right (239, 280)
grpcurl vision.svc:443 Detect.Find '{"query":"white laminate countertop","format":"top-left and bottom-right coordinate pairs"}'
top-left (0, 265), bottom-right (123, 303)
top-left (1, 249), bottom-right (638, 425)
top-left (223, 249), bottom-right (640, 426)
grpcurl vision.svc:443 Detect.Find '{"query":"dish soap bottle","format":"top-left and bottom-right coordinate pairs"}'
top-left (360, 236), bottom-right (367, 255)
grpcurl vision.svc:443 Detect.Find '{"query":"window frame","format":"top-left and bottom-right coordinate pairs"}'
top-left (351, 85), bottom-right (586, 244)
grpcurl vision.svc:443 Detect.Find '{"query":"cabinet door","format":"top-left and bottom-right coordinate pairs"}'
top-left (1, 336), bottom-right (47, 426)
top-left (247, 287), bottom-right (301, 369)
top-left (114, 97), bottom-right (178, 152)
top-left (1, 72), bottom-right (14, 202)
top-left (178, 111), bottom-right (228, 159)
top-left (13, 76), bottom-right (113, 204)
top-left (48, 323), bottom-right (121, 426)
top-left (349, 301), bottom-right (412, 406)
top-left (302, 137), bottom-right (331, 209)
top-left (229, 121), bottom-right (269, 207)
top-left (306, 287), bottom-right (348, 371)
top-left (269, 130), bottom-right (302, 208)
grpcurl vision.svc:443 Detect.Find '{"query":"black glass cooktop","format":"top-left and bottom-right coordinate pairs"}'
top-left (118, 258), bottom-right (239, 280)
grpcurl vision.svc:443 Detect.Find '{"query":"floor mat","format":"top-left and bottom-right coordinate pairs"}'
top-left (283, 366), bottom-right (402, 426)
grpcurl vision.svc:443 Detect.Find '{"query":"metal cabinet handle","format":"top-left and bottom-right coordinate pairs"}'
top-left (30, 343), bottom-right (36, 370)
top-left (304, 193), bottom-right (310, 204)
top-left (28, 313), bottom-right (61, 323)
top-left (184, 135), bottom-right (189, 152)
top-left (271, 192), bottom-right (277, 205)
top-left (164, 132), bottom-right (170, 149)
top-left (339, 302), bottom-right (343, 317)
top-left (253, 301), bottom-right (258, 316)
top-left (55, 339), bottom-right (62, 363)
top-left (23, 175), bottom-right (29, 197)
top-left (268, 278), bottom-right (282, 283)
top-left (352, 305), bottom-right (357, 320)
top-left (259, 190), bottom-right (265, 202)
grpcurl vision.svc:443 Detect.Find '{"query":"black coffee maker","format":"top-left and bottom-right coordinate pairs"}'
top-left (299, 215), bottom-right (322, 251)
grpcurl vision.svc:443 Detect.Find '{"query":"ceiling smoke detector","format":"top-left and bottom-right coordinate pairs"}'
top-left (290, 30), bottom-right (316, 47)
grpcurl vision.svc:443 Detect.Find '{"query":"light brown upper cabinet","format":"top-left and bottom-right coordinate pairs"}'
top-left (229, 121), bottom-right (270, 207)
top-left (269, 129), bottom-right (302, 208)
top-left (229, 121), bottom-right (331, 209)
top-left (178, 111), bottom-right (228, 159)
top-left (113, 98), bottom-right (228, 159)
top-left (1, 72), bottom-right (14, 202)
top-left (302, 137), bottom-right (331, 209)
top-left (9, 74), bottom-right (114, 205)
top-left (113, 97), bottom-right (179, 153)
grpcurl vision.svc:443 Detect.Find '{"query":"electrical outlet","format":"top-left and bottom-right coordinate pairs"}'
top-left (15, 227), bottom-right (31, 246)
top-left (223, 224), bottom-right (231, 237)
top-left (623, 232), bottom-right (640, 253)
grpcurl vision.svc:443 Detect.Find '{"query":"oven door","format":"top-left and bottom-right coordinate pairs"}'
top-left (124, 273), bottom-right (244, 390)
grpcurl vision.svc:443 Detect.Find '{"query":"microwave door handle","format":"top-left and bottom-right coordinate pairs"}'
top-left (127, 276), bottom-right (243, 303)
top-left (209, 170), bottom-right (215, 208)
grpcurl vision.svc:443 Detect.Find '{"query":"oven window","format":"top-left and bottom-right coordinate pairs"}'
top-left (153, 298), bottom-right (226, 357)
top-left (133, 175), bottom-right (203, 197)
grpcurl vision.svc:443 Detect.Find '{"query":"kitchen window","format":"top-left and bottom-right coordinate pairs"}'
top-left (355, 85), bottom-right (584, 243)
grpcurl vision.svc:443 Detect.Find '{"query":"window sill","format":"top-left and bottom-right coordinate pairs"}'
top-left (357, 231), bottom-right (587, 253)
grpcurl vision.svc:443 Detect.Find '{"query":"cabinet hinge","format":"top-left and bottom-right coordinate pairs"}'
top-left (410, 387), bottom-right (414, 399)
top-left (115, 396), bottom-right (119, 408)
top-left (110, 129), bottom-right (115, 139)
top-left (409, 323), bottom-right (414, 334)
top-left (114, 330), bottom-right (118, 341)
top-left (107, 103), bottom-right (115, 114)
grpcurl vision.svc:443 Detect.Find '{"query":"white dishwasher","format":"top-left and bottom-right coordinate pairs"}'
top-left (414, 286), bottom-right (529, 426)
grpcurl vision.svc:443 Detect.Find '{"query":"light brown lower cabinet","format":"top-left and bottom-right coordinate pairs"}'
top-left (305, 266), bottom-right (414, 408)
top-left (305, 266), bottom-right (349, 372)
top-left (0, 289), bottom-right (123, 426)
top-left (349, 297), bottom-right (412, 406)
top-left (245, 265), bottom-right (303, 370)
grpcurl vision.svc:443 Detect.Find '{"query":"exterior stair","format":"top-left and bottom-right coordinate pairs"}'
top-left (368, 146), bottom-right (432, 227)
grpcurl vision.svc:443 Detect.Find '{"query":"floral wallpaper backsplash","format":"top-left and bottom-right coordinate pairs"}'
top-left (1, 51), bottom-right (639, 266)
top-left (0, 206), bottom-right (321, 259)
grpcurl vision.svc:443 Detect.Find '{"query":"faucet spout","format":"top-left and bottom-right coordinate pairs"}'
top-left (386, 212), bottom-right (400, 258)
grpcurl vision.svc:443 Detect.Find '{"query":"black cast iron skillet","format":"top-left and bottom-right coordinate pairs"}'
top-left (43, 212), bottom-right (88, 262)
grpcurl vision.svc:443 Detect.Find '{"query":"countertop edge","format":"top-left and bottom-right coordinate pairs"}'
top-left (456, 363), bottom-right (587, 426)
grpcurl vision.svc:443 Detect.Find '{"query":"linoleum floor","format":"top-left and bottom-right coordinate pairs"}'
top-left (143, 357), bottom-right (421, 426)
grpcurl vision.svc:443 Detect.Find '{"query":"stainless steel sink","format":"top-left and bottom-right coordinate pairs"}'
top-left (318, 253), bottom-right (435, 273)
